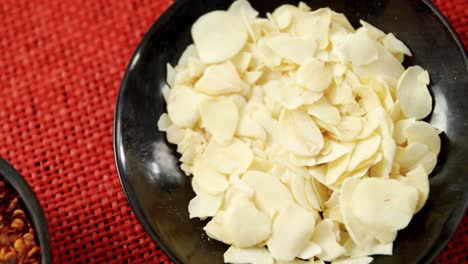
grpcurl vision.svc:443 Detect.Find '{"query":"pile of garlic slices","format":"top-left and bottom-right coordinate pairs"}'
top-left (157, 1), bottom-right (441, 263)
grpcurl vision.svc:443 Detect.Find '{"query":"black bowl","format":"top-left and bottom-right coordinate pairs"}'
top-left (114, 0), bottom-right (468, 263)
top-left (0, 157), bottom-right (51, 263)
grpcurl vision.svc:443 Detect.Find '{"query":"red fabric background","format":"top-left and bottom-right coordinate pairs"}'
top-left (0, 0), bottom-right (466, 263)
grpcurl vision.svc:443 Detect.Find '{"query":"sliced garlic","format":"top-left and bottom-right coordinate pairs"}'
top-left (292, 8), bottom-right (332, 50)
top-left (340, 30), bottom-right (379, 66)
top-left (192, 158), bottom-right (229, 195)
top-left (204, 211), bottom-right (231, 244)
top-left (332, 11), bottom-right (354, 32)
top-left (353, 85), bottom-right (382, 113)
top-left (405, 165), bottom-right (429, 212)
top-left (195, 61), bottom-right (244, 95)
top-left (231, 52), bottom-right (253, 74)
top-left (340, 178), bottom-right (376, 250)
top-left (290, 172), bottom-right (313, 210)
top-left (279, 110), bottom-right (324, 156)
top-left (334, 116), bottom-right (363, 142)
top-left (323, 192), bottom-right (343, 223)
top-left (369, 136), bottom-right (396, 178)
top-left (326, 153), bottom-right (351, 185)
top-left (305, 179), bottom-right (321, 211)
top-left (312, 219), bottom-right (346, 261)
top-left (265, 34), bottom-right (317, 64)
top-left (224, 246), bottom-right (274, 264)
top-left (159, 3), bottom-right (441, 263)
top-left (393, 118), bottom-right (416, 145)
top-left (165, 125), bottom-right (186, 145)
top-left (395, 143), bottom-right (437, 174)
top-left (298, 241), bottom-right (322, 259)
top-left (271, 5), bottom-right (295, 30)
top-left (256, 37), bottom-right (283, 67)
top-left (359, 20), bottom-right (385, 40)
top-left (352, 42), bottom-right (405, 82)
top-left (236, 112), bottom-right (267, 140)
top-left (264, 79), bottom-right (323, 110)
top-left (381, 33), bottom-right (412, 56)
top-left (192, 11), bottom-right (248, 63)
top-left (228, 0), bottom-right (259, 21)
top-left (396, 66), bottom-right (432, 119)
top-left (167, 86), bottom-right (202, 128)
top-left (307, 98), bottom-right (341, 125)
top-left (244, 70), bottom-right (263, 84)
top-left (267, 203), bottom-right (316, 261)
top-left (326, 82), bottom-right (354, 106)
top-left (406, 121), bottom-right (441, 154)
top-left (188, 192), bottom-right (223, 219)
top-left (204, 138), bottom-right (253, 175)
top-left (224, 195), bottom-right (272, 247)
top-left (157, 113), bottom-right (172, 132)
top-left (350, 178), bottom-right (418, 232)
top-left (200, 97), bottom-right (239, 144)
top-left (297, 58), bottom-right (333, 92)
top-left (243, 170), bottom-right (293, 216)
top-left (332, 256), bottom-right (373, 264)
top-left (316, 140), bottom-right (350, 165)
top-left (348, 134), bottom-right (381, 171)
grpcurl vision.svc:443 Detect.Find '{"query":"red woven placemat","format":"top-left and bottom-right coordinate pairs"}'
top-left (0, 0), bottom-right (466, 263)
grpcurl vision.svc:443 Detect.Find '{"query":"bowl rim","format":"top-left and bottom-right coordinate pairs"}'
top-left (0, 157), bottom-right (52, 264)
top-left (113, 0), bottom-right (468, 263)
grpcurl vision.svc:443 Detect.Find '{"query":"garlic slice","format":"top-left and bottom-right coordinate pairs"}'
top-left (405, 165), bottom-right (430, 213)
top-left (224, 246), bottom-right (274, 264)
top-left (204, 138), bottom-right (253, 175)
top-left (167, 86), bottom-right (202, 128)
top-left (292, 8), bottom-right (332, 50)
top-left (224, 195), bottom-right (272, 247)
top-left (200, 97), bottom-right (239, 144)
top-left (297, 58), bottom-right (333, 92)
top-left (307, 98), bottom-right (341, 125)
top-left (266, 34), bottom-right (317, 64)
top-left (298, 241), bottom-right (322, 259)
top-left (195, 61), bottom-right (244, 95)
top-left (359, 20), bottom-right (385, 40)
top-left (267, 203), bottom-right (316, 261)
top-left (395, 143), bottom-right (437, 174)
top-left (348, 134), bottom-right (381, 172)
top-left (381, 33), bottom-right (412, 56)
top-left (350, 178), bottom-right (418, 232)
top-left (192, 11), bottom-right (248, 63)
top-left (236, 112), bottom-right (267, 140)
top-left (332, 256), bottom-right (373, 264)
top-left (393, 118), bottom-right (416, 145)
top-left (188, 192), bottom-right (223, 219)
top-left (192, 158), bottom-right (229, 195)
top-left (264, 79), bottom-right (323, 110)
top-left (243, 170), bottom-right (293, 216)
top-left (279, 110), bottom-right (324, 156)
top-left (340, 30), bottom-right (379, 66)
top-left (228, 0), bottom-right (259, 21)
top-left (406, 121), bottom-right (441, 154)
top-left (312, 219), bottom-right (346, 261)
top-left (396, 66), bottom-right (432, 119)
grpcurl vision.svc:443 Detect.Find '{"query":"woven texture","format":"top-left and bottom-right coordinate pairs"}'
top-left (0, 0), bottom-right (465, 263)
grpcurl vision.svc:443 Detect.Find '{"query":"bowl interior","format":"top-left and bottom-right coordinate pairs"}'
top-left (0, 157), bottom-right (52, 264)
top-left (114, 0), bottom-right (468, 263)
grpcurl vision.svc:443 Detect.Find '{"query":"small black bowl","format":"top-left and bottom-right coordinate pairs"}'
top-left (114, 0), bottom-right (468, 263)
top-left (0, 157), bottom-right (51, 263)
